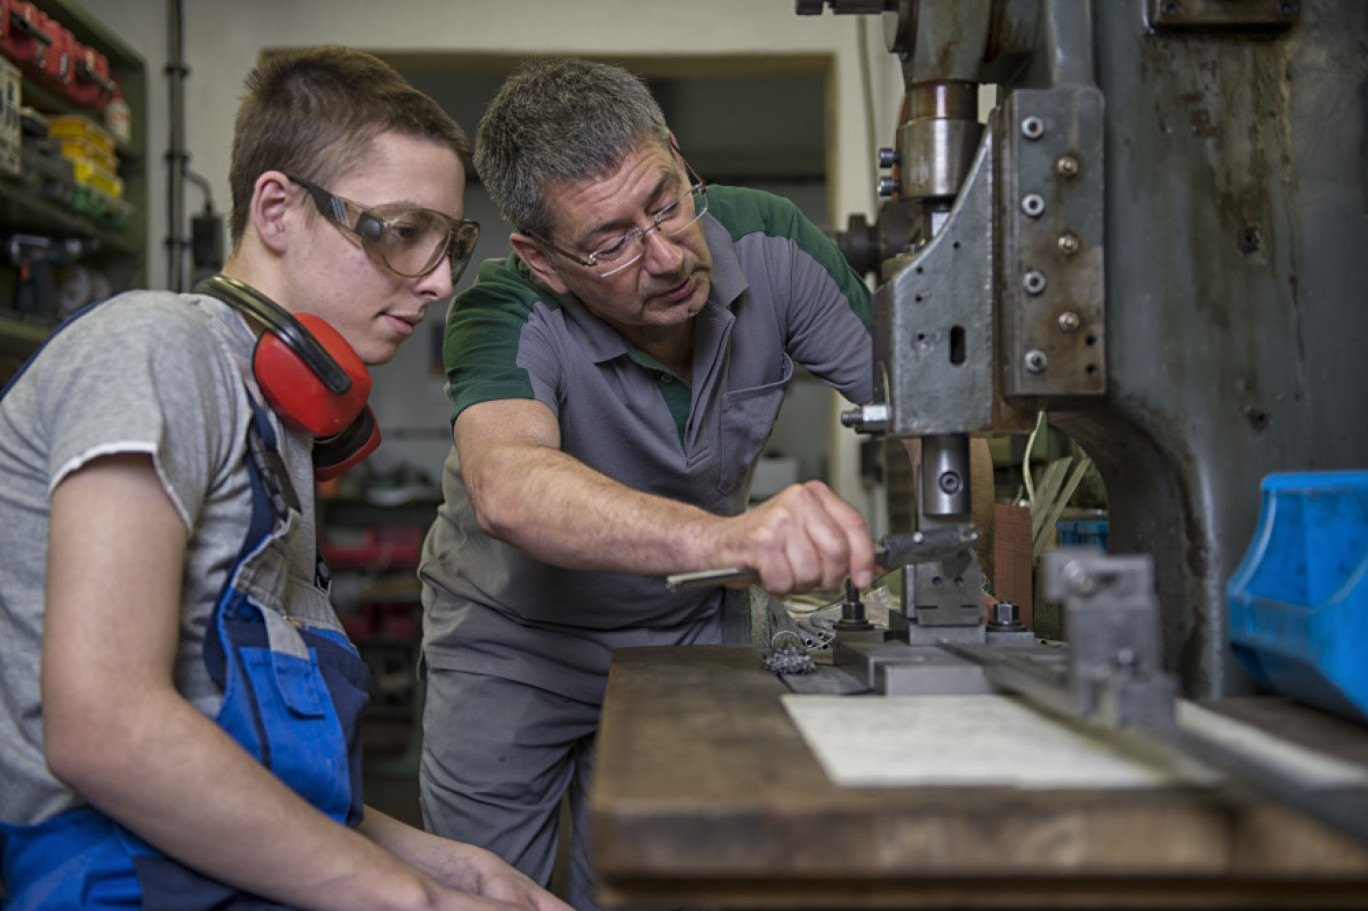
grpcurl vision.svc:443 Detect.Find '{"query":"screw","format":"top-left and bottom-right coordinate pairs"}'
top-left (1021, 116), bottom-right (1045, 140)
top-left (1056, 155), bottom-right (1080, 178)
top-left (877, 176), bottom-right (899, 197)
top-left (938, 472), bottom-right (963, 496)
top-left (1024, 349), bottom-right (1048, 373)
top-left (1021, 194), bottom-right (1046, 218)
top-left (1057, 232), bottom-right (1081, 256)
top-left (1023, 270), bottom-right (1047, 295)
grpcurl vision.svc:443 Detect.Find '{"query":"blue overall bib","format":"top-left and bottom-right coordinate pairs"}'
top-left (0, 403), bottom-right (371, 910)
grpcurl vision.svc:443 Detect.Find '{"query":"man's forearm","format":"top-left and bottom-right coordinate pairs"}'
top-left (466, 441), bottom-right (720, 575)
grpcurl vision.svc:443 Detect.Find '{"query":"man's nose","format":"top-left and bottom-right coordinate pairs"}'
top-left (639, 224), bottom-right (685, 273)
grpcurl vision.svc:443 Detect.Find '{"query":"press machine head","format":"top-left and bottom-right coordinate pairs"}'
top-left (799, 0), bottom-right (1368, 701)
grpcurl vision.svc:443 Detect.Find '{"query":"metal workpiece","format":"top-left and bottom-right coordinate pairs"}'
top-left (837, 637), bottom-right (998, 695)
top-left (1000, 85), bottom-right (1107, 398)
top-left (902, 557), bottom-right (985, 629)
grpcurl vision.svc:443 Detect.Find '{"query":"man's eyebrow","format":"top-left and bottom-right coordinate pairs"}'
top-left (576, 167), bottom-right (682, 244)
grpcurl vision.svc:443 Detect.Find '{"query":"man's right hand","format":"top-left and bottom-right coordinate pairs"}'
top-left (707, 480), bottom-right (876, 595)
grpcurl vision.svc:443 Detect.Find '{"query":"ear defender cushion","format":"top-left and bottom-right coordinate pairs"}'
top-left (253, 313), bottom-right (371, 437)
top-left (313, 406), bottom-right (381, 481)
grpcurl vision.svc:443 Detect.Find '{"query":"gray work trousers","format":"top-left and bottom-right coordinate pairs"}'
top-left (419, 667), bottom-right (602, 911)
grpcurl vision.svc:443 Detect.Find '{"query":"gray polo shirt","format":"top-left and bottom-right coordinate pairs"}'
top-left (419, 184), bottom-right (872, 704)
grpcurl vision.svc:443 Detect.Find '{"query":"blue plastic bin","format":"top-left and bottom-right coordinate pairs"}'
top-left (1227, 471), bottom-right (1368, 725)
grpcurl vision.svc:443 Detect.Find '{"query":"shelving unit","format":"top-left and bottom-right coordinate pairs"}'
top-left (0, 0), bottom-right (146, 380)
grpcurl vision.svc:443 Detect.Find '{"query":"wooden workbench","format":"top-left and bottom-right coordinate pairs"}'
top-left (591, 645), bottom-right (1368, 908)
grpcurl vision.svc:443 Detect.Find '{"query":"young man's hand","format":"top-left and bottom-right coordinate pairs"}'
top-left (426, 843), bottom-right (574, 911)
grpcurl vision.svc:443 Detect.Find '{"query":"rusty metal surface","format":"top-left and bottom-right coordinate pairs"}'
top-left (1056, 0), bottom-right (1368, 698)
top-left (1148, 0), bottom-right (1302, 30)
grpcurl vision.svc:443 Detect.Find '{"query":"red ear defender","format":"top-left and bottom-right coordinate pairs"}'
top-left (313, 405), bottom-right (381, 481)
top-left (193, 274), bottom-right (383, 480)
top-left (253, 313), bottom-right (370, 436)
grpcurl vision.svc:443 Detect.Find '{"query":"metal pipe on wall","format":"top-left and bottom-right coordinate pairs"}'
top-left (165, 0), bottom-right (187, 291)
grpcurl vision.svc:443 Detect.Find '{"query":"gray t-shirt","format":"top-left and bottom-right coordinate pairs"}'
top-left (0, 290), bottom-right (323, 826)
top-left (420, 185), bottom-right (873, 704)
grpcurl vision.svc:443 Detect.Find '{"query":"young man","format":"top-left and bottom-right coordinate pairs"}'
top-left (418, 58), bottom-right (877, 909)
top-left (0, 47), bottom-right (568, 911)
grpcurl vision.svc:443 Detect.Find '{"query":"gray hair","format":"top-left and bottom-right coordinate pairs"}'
top-left (474, 58), bottom-right (671, 238)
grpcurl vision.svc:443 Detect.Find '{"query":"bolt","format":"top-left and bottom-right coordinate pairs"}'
top-left (877, 176), bottom-right (899, 197)
top-left (938, 471), bottom-right (963, 496)
top-left (1023, 270), bottom-right (1047, 295)
top-left (1021, 194), bottom-right (1046, 218)
top-left (878, 147), bottom-right (899, 168)
top-left (1056, 155), bottom-right (1080, 178)
top-left (1058, 311), bottom-right (1080, 332)
top-left (1057, 232), bottom-right (1081, 256)
top-left (1021, 116), bottom-right (1045, 140)
top-left (988, 600), bottom-right (1024, 630)
top-left (1024, 349), bottom-right (1048, 373)
top-left (1162, 0), bottom-right (1182, 15)
top-left (1065, 561), bottom-right (1098, 595)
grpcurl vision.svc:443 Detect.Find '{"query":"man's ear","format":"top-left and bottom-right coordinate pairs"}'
top-left (249, 171), bottom-right (297, 254)
top-left (510, 233), bottom-right (569, 295)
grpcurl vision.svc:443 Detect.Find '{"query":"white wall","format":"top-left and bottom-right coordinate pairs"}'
top-left (85, 0), bottom-right (905, 518)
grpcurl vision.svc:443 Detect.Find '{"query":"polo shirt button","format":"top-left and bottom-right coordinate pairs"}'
top-left (660, 374), bottom-right (672, 384)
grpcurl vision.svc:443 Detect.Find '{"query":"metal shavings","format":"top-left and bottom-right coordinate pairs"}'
top-left (766, 643), bottom-right (817, 675)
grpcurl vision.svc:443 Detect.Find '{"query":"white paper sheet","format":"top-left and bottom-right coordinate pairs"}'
top-left (781, 693), bottom-right (1210, 789)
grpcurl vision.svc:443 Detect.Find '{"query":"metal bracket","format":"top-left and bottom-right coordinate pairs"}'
top-left (1000, 88), bottom-right (1107, 399)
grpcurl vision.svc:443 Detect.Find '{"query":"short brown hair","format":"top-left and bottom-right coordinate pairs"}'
top-left (228, 46), bottom-right (470, 246)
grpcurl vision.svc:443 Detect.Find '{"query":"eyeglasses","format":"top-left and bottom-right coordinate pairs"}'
top-left (534, 159), bottom-right (708, 279)
top-left (285, 173), bottom-right (480, 285)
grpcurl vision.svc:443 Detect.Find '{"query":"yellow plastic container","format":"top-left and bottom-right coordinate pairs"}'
top-left (69, 155), bottom-right (124, 199)
top-left (47, 115), bottom-right (117, 157)
top-left (58, 137), bottom-right (116, 172)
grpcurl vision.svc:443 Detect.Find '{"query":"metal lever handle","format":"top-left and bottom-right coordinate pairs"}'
top-left (665, 566), bottom-right (760, 592)
top-left (663, 525), bottom-right (980, 592)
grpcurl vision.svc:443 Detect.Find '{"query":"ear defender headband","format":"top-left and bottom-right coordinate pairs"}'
top-left (194, 274), bottom-right (380, 480)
